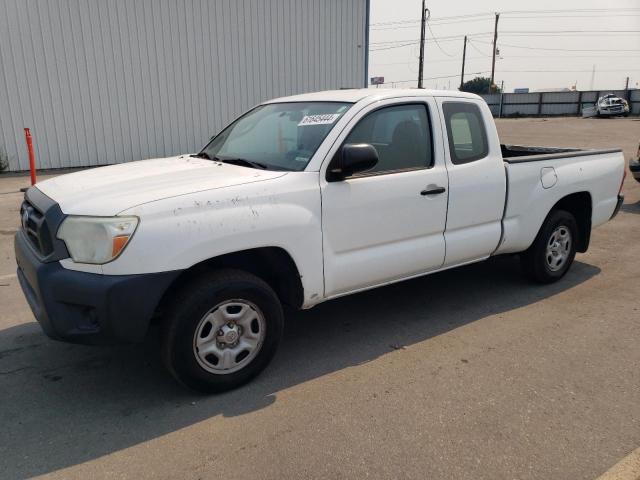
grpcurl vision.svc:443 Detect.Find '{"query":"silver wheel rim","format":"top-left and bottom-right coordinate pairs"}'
top-left (193, 300), bottom-right (266, 375)
top-left (546, 225), bottom-right (572, 272)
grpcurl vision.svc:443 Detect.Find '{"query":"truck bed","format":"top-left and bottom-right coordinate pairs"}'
top-left (501, 144), bottom-right (622, 163)
top-left (497, 145), bottom-right (624, 257)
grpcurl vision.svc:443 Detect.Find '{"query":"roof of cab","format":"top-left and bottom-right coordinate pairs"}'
top-left (263, 88), bottom-right (482, 104)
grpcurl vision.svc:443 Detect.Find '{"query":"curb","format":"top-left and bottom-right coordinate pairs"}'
top-left (596, 448), bottom-right (640, 480)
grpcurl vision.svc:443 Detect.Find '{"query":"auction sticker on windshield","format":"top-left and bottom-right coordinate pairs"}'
top-left (298, 114), bottom-right (341, 126)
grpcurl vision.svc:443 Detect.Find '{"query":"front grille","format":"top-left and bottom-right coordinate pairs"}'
top-left (20, 200), bottom-right (54, 256)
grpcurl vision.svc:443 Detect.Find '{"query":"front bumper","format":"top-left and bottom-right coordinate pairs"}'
top-left (630, 159), bottom-right (640, 182)
top-left (599, 106), bottom-right (627, 116)
top-left (15, 230), bottom-right (180, 345)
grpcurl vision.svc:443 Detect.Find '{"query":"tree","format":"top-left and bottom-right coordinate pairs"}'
top-left (0, 147), bottom-right (9, 174)
top-left (460, 76), bottom-right (501, 94)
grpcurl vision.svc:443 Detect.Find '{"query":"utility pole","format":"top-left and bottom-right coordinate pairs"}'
top-left (459, 35), bottom-right (467, 90)
top-left (418, 0), bottom-right (427, 88)
top-left (499, 80), bottom-right (505, 118)
top-left (490, 12), bottom-right (500, 91)
top-left (624, 76), bottom-right (630, 102)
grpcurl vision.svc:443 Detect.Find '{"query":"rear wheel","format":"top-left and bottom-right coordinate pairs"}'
top-left (521, 209), bottom-right (578, 283)
top-left (162, 269), bottom-right (284, 393)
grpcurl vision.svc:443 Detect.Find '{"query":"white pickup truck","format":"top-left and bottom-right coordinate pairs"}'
top-left (15, 89), bottom-right (625, 392)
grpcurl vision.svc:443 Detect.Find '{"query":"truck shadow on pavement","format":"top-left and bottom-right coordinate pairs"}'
top-left (620, 200), bottom-right (640, 215)
top-left (0, 255), bottom-right (600, 478)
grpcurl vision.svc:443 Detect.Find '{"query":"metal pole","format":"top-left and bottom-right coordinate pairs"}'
top-left (499, 80), bottom-right (504, 118)
top-left (625, 76), bottom-right (630, 102)
top-left (24, 128), bottom-right (37, 185)
top-left (490, 13), bottom-right (500, 91)
top-left (418, 0), bottom-right (426, 88)
top-left (460, 35), bottom-right (467, 90)
top-left (577, 91), bottom-right (583, 116)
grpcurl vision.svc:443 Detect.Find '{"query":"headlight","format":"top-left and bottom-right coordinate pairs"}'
top-left (57, 216), bottom-right (139, 264)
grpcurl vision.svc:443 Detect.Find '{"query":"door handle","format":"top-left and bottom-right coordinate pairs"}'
top-left (420, 186), bottom-right (446, 196)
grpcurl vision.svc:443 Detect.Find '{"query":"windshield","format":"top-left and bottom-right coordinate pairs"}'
top-left (200, 102), bottom-right (352, 171)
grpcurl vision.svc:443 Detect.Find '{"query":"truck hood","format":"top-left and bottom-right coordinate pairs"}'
top-left (35, 155), bottom-right (287, 216)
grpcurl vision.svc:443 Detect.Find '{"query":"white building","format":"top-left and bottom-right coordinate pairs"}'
top-left (0, 0), bottom-right (369, 171)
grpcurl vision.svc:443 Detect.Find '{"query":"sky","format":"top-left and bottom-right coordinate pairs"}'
top-left (368, 0), bottom-right (640, 92)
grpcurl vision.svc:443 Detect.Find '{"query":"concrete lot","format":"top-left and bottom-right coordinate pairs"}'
top-left (0, 117), bottom-right (639, 479)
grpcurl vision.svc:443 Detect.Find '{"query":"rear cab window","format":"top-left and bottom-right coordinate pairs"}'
top-left (442, 102), bottom-right (489, 165)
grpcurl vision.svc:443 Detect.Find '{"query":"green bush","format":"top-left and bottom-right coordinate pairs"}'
top-left (0, 147), bottom-right (9, 173)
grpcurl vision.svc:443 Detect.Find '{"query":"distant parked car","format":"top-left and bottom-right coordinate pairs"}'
top-left (596, 94), bottom-right (630, 117)
top-left (630, 141), bottom-right (640, 183)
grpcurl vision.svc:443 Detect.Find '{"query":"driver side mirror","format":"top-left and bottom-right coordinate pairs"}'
top-left (327, 143), bottom-right (379, 182)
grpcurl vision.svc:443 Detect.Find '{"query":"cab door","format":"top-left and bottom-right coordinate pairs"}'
top-left (320, 98), bottom-right (448, 297)
top-left (436, 98), bottom-right (506, 266)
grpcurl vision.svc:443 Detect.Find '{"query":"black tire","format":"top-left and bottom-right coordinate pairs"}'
top-left (162, 269), bottom-right (284, 393)
top-left (520, 209), bottom-right (578, 284)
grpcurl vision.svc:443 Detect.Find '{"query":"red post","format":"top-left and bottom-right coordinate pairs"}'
top-left (24, 128), bottom-right (37, 185)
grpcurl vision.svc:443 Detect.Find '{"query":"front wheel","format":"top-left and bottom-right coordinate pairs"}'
top-left (520, 210), bottom-right (578, 283)
top-left (162, 269), bottom-right (284, 393)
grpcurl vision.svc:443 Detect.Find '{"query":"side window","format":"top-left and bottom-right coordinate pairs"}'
top-left (342, 104), bottom-right (432, 175)
top-left (443, 102), bottom-right (489, 164)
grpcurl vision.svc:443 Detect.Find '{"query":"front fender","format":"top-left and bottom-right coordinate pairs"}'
top-left (103, 172), bottom-right (325, 307)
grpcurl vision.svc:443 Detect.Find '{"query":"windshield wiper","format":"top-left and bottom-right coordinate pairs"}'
top-left (216, 157), bottom-right (269, 170)
top-left (190, 152), bottom-right (212, 160)
top-left (191, 152), bottom-right (269, 170)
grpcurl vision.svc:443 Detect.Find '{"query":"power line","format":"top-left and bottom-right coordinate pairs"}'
top-left (370, 12), bottom-right (493, 26)
top-left (498, 30), bottom-right (640, 35)
top-left (369, 35), bottom-right (488, 52)
top-left (370, 32), bottom-right (490, 45)
top-left (370, 30), bottom-right (640, 49)
top-left (372, 17), bottom-right (496, 30)
top-left (370, 39), bottom-right (421, 45)
top-left (375, 56), bottom-right (484, 66)
top-left (500, 69), bottom-right (640, 73)
top-left (426, 21), bottom-right (457, 57)
top-left (371, 30), bottom-right (640, 45)
top-left (466, 39), bottom-right (491, 57)
top-left (473, 39), bottom-right (640, 53)
top-left (370, 35), bottom-right (482, 51)
top-left (379, 68), bottom-right (640, 86)
top-left (380, 71), bottom-right (490, 85)
top-left (372, 53), bottom-right (640, 66)
top-left (502, 13), bottom-right (640, 19)
top-left (497, 53), bottom-right (640, 59)
top-left (369, 7), bottom-right (640, 26)
top-left (370, 42), bottom-right (419, 52)
top-left (372, 15), bottom-right (640, 31)
top-left (501, 7), bottom-right (640, 15)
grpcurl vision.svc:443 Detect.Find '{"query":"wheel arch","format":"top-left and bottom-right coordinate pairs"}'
top-left (155, 247), bottom-right (305, 319)
top-left (548, 191), bottom-right (592, 253)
